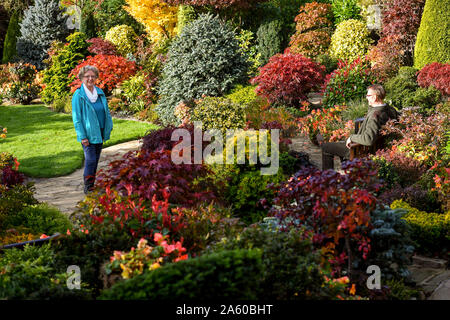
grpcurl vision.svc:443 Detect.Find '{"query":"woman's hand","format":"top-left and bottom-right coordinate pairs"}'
top-left (82, 139), bottom-right (90, 146)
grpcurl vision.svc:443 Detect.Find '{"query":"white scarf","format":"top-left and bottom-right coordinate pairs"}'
top-left (82, 83), bottom-right (98, 103)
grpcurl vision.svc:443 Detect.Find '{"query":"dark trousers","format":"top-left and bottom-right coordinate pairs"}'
top-left (82, 143), bottom-right (103, 179)
top-left (321, 141), bottom-right (350, 170)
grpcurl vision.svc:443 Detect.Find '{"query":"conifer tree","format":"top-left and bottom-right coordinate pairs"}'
top-left (16, 0), bottom-right (69, 69)
top-left (2, 10), bottom-right (21, 63)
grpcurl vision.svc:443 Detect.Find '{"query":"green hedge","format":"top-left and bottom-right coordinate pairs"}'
top-left (414, 0), bottom-right (450, 69)
top-left (99, 249), bottom-right (263, 300)
top-left (391, 200), bottom-right (450, 253)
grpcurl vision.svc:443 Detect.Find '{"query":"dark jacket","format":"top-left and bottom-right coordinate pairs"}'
top-left (349, 104), bottom-right (398, 146)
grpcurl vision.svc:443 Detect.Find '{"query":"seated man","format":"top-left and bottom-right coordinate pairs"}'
top-left (321, 84), bottom-right (398, 170)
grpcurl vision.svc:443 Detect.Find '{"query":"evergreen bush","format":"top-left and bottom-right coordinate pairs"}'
top-left (99, 249), bottom-right (263, 300)
top-left (256, 18), bottom-right (283, 66)
top-left (2, 10), bottom-right (21, 63)
top-left (329, 19), bottom-right (372, 62)
top-left (414, 0), bottom-right (450, 70)
top-left (16, 0), bottom-right (69, 70)
top-left (156, 14), bottom-right (249, 125)
top-left (41, 32), bottom-right (89, 105)
top-left (94, 0), bottom-right (144, 37)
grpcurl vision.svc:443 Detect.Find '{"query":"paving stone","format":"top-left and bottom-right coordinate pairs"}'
top-left (412, 255), bottom-right (447, 269)
top-left (428, 279), bottom-right (450, 300)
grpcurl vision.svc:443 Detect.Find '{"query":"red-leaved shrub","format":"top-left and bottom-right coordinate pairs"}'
top-left (367, 34), bottom-right (404, 82)
top-left (87, 38), bottom-right (119, 56)
top-left (269, 159), bottom-right (382, 276)
top-left (251, 51), bottom-right (325, 107)
top-left (69, 54), bottom-right (138, 95)
top-left (289, 2), bottom-right (333, 58)
top-left (417, 62), bottom-right (450, 97)
top-left (95, 149), bottom-right (215, 208)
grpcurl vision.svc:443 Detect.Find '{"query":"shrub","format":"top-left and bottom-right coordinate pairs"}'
top-left (379, 108), bottom-right (448, 167)
top-left (256, 18), bottom-right (283, 66)
top-left (289, 2), bottom-right (334, 58)
top-left (332, 0), bottom-right (362, 25)
top-left (225, 167), bottom-right (286, 224)
top-left (367, 35), bottom-right (404, 82)
top-left (104, 24), bottom-right (138, 56)
top-left (236, 29), bottom-right (261, 77)
top-left (384, 66), bottom-right (419, 109)
top-left (99, 249), bottom-right (263, 300)
top-left (376, 0), bottom-right (426, 67)
top-left (269, 159), bottom-right (382, 277)
top-left (156, 14), bottom-right (249, 125)
top-left (94, 149), bottom-right (215, 207)
top-left (297, 105), bottom-right (354, 144)
top-left (4, 203), bottom-right (72, 235)
top-left (176, 5), bottom-right (197, 34)
top-left (225, 84), bottom-right (262, 107)
top-left (417, 62), bottom-right (450, 97)
top-left (315, 54), bottom-right (339, 74)
top-left (414, 0), bottom-right (450, 70)
top-left (251, 52), bottom-right (325, 108)
top-left (364, 206), bottom-right (415, 281)
top-left (209, 226), bottom-right (348, 300)
top-left (321, 57), bottom-right (376, 108)
top-left (2, 9), bottom-right (21, 63)
top-left (92, 0), bottom-right (144, 37)
top-left (404, 86), bottom-right (442, 115)
top-left (191, 97), bottom-right (246, 132)
top-left (69, 54), bottom-right (138, 95)
top-left (16, 0), bottom-right (69, 69)
top-left (87, 38), bottom-right (119, 56)
top-left (41, 32), bottom-right (89, 105)
top-left (0, 244), bottom-right (91, 299)
top-left (391, 200), bottom-right (450, 253)
top-left (119, 72), bottom-right (157, 114)
top-left (0, 183), bottom-right (37, 231)
top-left (380, 184), bottom-right (442, 214)
top-left (1, 62), bottom-right (40, 104)
top-left (329, 19), bottom-right (372, 62)
top-left (124, 0), bottom-right (178, 42)
top-left (105, 234), bottom-right (188, 280)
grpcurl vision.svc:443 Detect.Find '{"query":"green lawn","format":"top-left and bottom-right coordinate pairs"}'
top-left (0, 104), bottom-right (158, 178)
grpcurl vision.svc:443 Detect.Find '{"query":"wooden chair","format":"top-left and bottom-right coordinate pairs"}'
top-left (349, 118), bottom-right (385, 160)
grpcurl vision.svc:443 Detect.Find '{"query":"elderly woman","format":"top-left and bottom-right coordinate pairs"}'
top-left (72, 65), bottom-right (113, 194)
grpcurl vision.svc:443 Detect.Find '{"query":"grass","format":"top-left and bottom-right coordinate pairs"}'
top-left (0, 104), bottom-right (158, 178)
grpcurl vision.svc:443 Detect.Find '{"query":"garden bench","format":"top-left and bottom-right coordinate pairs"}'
top-left (349, 117), bottom-right (385, 160)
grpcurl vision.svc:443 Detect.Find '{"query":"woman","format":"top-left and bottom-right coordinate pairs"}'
top-left (72, 65), bottom-right (113, 194)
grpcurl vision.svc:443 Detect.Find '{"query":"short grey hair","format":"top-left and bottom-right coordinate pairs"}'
top-left (78, 65), bottom-right (99, 80)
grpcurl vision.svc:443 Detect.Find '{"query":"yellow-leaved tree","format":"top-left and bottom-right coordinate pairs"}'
top-left (124, 0), bottom-right (178, 42)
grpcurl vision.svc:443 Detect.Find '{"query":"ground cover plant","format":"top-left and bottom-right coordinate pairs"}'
top-left (0, 104), bottom-right (157, 177)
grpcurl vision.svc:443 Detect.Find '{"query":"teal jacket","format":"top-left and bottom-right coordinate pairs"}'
top-left (72, 86), bottom-right (113, 144)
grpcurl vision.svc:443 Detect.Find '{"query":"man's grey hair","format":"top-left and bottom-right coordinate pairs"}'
top-left (78, 65), bottom-right (99, 80)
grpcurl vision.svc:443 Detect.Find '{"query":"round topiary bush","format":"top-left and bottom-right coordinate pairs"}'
top-left (414, 0), bottom-right (450, 70)
top-left (105, 24), bottom-right (138, 56)
top-left (329, 19), bottom-right (372, 62)
top-left (251, 51), bottom-right (325, 108)
top-left (156, 14), bottom-right (250, 125)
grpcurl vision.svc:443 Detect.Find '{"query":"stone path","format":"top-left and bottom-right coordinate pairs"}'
top-left (26, 139), bottom-right (142, 214)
